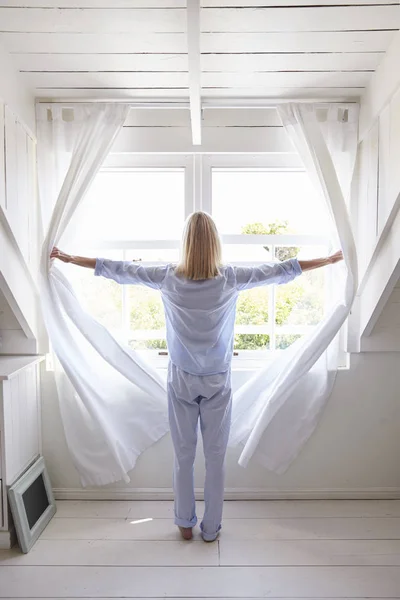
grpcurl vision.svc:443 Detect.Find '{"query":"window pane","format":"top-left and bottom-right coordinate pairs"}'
top-left (73, 169), bottom-right (185, 243)
top-left (234, 334), bottom-right (270, 351)
top-left (62, 250), bottom-right (123, 333)
top-left (125, 250), bottom-right (176, 350)
top-left (276, 334), bottom-right (302, 350)
top-left (223, 244), bottom-right (273, 263)
top-left (236, 288), bottom-right (269, 326)
top-left (275, 246), bottom-right (327, 327)
top-left (125, 249), bottom-right (179, 263)
top-left (127, 286), bottom-right (166, 351)
top-left (212, 169), bottom-right (331, 235)
top-left (128, 339), bottom-right (167, 351)
top-left (234, 286), bottom-right (270, 351)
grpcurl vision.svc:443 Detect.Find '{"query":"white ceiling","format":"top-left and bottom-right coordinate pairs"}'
top-left (0, 1), bottom-right (399, 102)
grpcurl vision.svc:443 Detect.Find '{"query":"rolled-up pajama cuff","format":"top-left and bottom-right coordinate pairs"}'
top-left (94, 258), bottom-right (105, 277)
top-left (290, 258), bottom-right (302, 276)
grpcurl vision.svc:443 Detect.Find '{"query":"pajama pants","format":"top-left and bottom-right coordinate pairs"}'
top-left (167, 362), bottom-right (232, 541)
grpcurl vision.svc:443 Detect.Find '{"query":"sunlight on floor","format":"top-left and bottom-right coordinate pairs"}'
top-left (130, 518), bottom-right (154, 525)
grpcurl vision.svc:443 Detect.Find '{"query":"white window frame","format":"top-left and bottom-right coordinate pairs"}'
top-left (203, 155), bottom-right (348, 368)
top-left (87, 155), bottom-right (191, 361)
top-left (89, 152), bottom-right (349, 370)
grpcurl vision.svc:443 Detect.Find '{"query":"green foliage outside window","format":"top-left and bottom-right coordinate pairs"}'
top-left (234, 220), bottom-right (302, 350)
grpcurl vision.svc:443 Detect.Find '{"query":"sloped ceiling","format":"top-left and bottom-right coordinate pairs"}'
top-left (0, 1), bottom-right (399, 101)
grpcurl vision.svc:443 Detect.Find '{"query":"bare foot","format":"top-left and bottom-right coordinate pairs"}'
top-left (201, 530), bottom-right (220, 543)
top-left (178, 526), bottom-right (193, 540)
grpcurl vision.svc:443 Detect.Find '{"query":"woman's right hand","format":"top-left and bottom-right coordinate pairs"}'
top-left (50, 247), bottom-right (72, 263)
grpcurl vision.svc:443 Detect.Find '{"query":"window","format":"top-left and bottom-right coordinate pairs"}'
top-left (64, 155), bottom-right (338, 366)
top-left (74, 168), bottom-right (185, 242)
top-left (211, 169), bottom-right (331, 236)
top-left (207, 165), bottom-right (331, 356)
top-left (65, 162), bottom-right (189, 351)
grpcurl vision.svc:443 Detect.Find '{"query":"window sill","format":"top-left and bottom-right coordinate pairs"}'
top-left (146, 353), bottom-right (350, 372)
top-left (46, 351), bottom-right (350, 375)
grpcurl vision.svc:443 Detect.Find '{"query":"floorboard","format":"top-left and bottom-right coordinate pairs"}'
top-left (54, 499), bottom-right (400, 519)
top-left (41, 516), bottom-right (400, 541)
top-left (1, 500), bottom-right (400, 598)
top-left (1, 565), bottom-right (400, 597)
top-left (219, 539), bottom-right (400, 566)
top-left (0, 539), bottom-right (218, 567)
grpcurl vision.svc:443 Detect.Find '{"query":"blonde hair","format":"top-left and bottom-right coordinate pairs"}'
top-left (176, 212), bottom-right (222, 280)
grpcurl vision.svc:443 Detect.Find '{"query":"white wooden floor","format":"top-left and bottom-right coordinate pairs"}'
top-left (1, 500), bottom-right (400, 599)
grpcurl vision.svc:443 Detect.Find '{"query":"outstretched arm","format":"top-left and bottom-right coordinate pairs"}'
top-left (51, 248), bottom-right (167, 289)
top-left (298, 250), bottom-right (343, 272)
top-left (236, 251), bottom-right (343, 290)
top-left (50, 247), bottom-right (96, 269)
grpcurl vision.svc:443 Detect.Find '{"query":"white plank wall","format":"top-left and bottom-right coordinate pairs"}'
top-left (0, 0), bottom-right (396, 5)
top-left (0, 2), bottom-right (398, 100)
top-left (37, 87), bottom-right (365, 100)
top-left (202, 6), bottom-right (400, 32)
top-left (203, 0), bottom-right (399, 5)
top-left (359, 28), bottom-right (400, 140)
top-left (357, 121), bottom-right (379, 278)
top-left (111, 123), bottom-right (293, 153)
top-left (16, 122), bottom-right (29, 261)
top-left (355, 72), bottom-right (400, 341)
top-left (0, 107), bottom-right (4, 213)
top-left (0, 97), bottom-right (40, 351)
top-left (0, 6), bottom-right (398, 33)
top-left (106, 105), bottom-right (294, 153)
top-left (0, 290), bottom-right (24, 355)
top-left (4, 107), bottom-right (17, 217)
top-left (2, 105), bottom-right (38, 273)
top-left (0, 217), bottom-right (39, 345)
top-left (203, 30), bottom-right (397, 53)
top-left (109, 104), bottom-right (355, 153)
top-left (2, 365), bottom-right (40, 486)
top-left (0, 30), bottom-right (394, 54)
top-left (2, 500), bottom-right (400, 598)
top-left (361, 281), bottom-right (400, 351)
top-left (0, 292), bottom-right (20, 332)
top-left (20, 72), bottom-right (367, 98)
top-left (12, 52), bottom-right (381, 72)
top-left (0, 9), bottom-right (187, 33)
top-left (377, 86), bottom-right (400, 236)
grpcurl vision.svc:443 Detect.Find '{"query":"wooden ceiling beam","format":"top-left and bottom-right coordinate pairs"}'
top-left (186, 0), bottom-right (202, 145)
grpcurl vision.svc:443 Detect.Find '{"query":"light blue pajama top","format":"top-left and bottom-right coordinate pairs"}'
top-left (95, 259), bottom-right (302, 376)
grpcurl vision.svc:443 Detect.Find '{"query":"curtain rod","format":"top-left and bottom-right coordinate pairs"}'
top-left (36, 97), bottom-right (359, 109)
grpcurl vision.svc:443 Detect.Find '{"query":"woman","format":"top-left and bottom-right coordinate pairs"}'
top-left (51, 211), bottom-right (343, 542)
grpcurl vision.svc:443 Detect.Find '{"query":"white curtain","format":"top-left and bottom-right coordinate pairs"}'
top-left (229, 103), bottom-right (359, 472)
top-left (37, 104), bottom-right (169, 487)
top-left (38, 101), bottom-right (358, 486)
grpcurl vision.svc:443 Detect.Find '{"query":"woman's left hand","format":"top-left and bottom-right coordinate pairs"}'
top-left (50, 247), bottom-right (72, 263)
top-left (329, 250), bottom-right (343, 264)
